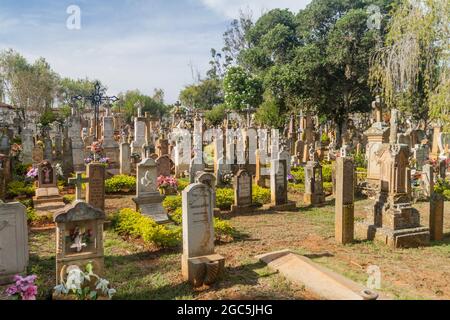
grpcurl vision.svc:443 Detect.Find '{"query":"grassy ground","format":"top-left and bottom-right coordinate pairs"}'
top-left (3, 194), bottom-right (449, 300)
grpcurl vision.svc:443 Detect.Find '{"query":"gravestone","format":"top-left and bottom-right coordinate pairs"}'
top-left (68, 172), bottom-right (88, 202)
top-left (86, 163), bottom-right (106, 211)
top-left (156, 155), bottom-right (172, 177)
top-left (189, 157), bottom-right (206, 184)
top-left (102, 115), bottom-right (120, 168)
top-left (62, 137), bottom-right (74, 177)
top-left (131, 114), bottom-right (146, 156)
top-left (356, 144), bottom-right (430, 248)
top-left (132, 158), bottom-right (169, 223)
top-left (182, 183), bottom-right (225, 287)
top-left (32, 145), bottom-right (44, 165)
top-left (335, 157), bottom-right (354, 245)
top-left (271, 159), bottom-right (288, 206)
top-left (43, 136), bottom-right (53, 161)
top-left (231, 169), bottom-right (253, 213)
top-left (156, 139), bottom-right (169, 157)
top-left (33, 161), bottom-right (65, 212)
top-left (255, 149), bottom-right (270, 188)
top-left (120, 141), bottom-right (131, 175)
top-left (21, 128), bottom-right (34, 164)
top-left (0, 201), bottom-right (28, 285)
top-left (69, 116), bottom-right (85, 172)
top-left (414, 143), bottom-right (429, 171)
top-left (422, 165), bottom-right (444, 241)
top-left (54, 132), bottom-right (62, 161)
top-left (303, 150), bottom-right (325, 206)
top-left (54, 202), bottom-right (105, 282)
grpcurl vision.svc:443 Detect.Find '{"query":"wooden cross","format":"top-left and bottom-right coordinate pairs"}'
top-left (68, 172), bottom-right (89, 201)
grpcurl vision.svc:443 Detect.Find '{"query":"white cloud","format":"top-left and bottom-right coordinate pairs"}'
top-left (199, 0), bottom-right (311, 19)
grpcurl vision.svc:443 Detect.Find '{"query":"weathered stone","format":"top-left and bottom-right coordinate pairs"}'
top-left (86, 163), bottom-right (106, 211)
top-left (335, 157), bottom-right (354, 245)
top-left (231, 169), bottom-right (253, 213)
top-left (181, 183), bottom-right (224, 287)
top-left (54, 202), bottom-right (105, 283)
top-left (0, 201), bottom-right (28, 285)
top-left (156, 155), bottom-right (172, 177)
top-left (133, 158), bottom-right (168, 223)
top-left (304, 159), bottom-right (325, 206)
top-left (120, 142), bottom-right (131, 175)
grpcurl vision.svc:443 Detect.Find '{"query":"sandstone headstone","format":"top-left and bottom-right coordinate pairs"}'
top-left (32, 145), bottom-right (44, 165)
top-left (156, 155), bottom-right (172, 177)
top-left (335, 157), bottom-right (354, 244)
top-left (54, 202), bottom-right (105, 282)
top-left (21, 128), bottom-right (34, 164)
top-left (86, 163), bottom-right (106, 211)
top-left (120, 142), bottom-right (131, 175)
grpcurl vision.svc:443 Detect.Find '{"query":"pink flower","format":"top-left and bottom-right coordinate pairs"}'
top-left (5, 285), bottom-right (18, 296)
top-left (21, 285), bottom-right (37, 300)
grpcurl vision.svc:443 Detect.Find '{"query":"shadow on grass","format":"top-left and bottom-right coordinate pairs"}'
top-left (300, 198), bottom-right (336, 212)
top-left (429, 233), bottom-right (450, 247)
top-left (114, 260), bottom-right (275, 300)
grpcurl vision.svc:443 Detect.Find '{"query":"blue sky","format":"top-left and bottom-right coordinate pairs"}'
top-left (0, 0), bottom-right (311, 103)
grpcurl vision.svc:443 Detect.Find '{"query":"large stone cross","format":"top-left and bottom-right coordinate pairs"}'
top-left (68, 172), bottom-right (89, 201)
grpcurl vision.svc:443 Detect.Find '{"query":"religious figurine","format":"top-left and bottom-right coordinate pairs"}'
top-left (70, 227), bottom-right (88, 253)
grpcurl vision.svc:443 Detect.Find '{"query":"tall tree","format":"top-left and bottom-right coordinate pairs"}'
top-left (370, 0), bottom-right (449, 126)
top-left (0, 49), bottom-right (58, 123)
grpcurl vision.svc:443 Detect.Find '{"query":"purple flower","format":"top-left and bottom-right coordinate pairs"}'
top-left (5, 285), bottom-right (18, 296)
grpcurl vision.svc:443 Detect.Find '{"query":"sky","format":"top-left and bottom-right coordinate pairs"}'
top-left (0, 0), bottom-right (311, 103)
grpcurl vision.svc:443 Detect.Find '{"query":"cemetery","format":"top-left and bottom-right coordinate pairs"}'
top-left (0, 0), bottom-right (449, 302)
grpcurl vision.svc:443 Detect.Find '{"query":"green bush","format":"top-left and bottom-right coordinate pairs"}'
top-left (13, 163), bottom-right (30, 178)
top-left (177, 179), bottom-right (189, 192)
top-left (105, 175), bottom-right (136, 194)
top-left (216, 188), bottom-right (234, 210)
top-left (322, 164), bottom-right (332, 183)
top-left (6, 181), bottom-right (35, 198)
top-left (252, 185), bottom-right (271, 205)
top-left (323, 182), bottom-right (333, 193)
top-left (435, 178), bottom-right (450, 200)
top-left (170, 207), bottom-right (182, 225)
top-left (163, 195), bottom-right (182, 212)
top-left (113, 208), bottom-right (181, 248)
top-left (288, 183), bottom-right (305, 193)
top-left (214, 217), bottom-right (235, 240)
top-left (291, 167), bottom-right (305, 183)
top-left (26, 207), bottom-right (38, 222)
top-left (353, 153), bottom-right (367, 168)
top-left (63, 194), bottom-right (75, 204)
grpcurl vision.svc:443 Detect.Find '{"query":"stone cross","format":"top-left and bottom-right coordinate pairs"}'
top-left (68, 172), bottom-right (89, 201)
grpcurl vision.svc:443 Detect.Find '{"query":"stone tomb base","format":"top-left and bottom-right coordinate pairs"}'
top-left (230, 203), bottom-right (260, 214)
top-left (263, 201), bottom-right (297, 212)
top-left (133, 195), bottom-right (169, 224)
top-left (33, 187), bottom-right (65, 213)
top-left (355, 222), bottom-right (430, 248)
top-left (182, 254), bottom-right (225, 287)
top-left (303, 193), bottom-right (326, 207)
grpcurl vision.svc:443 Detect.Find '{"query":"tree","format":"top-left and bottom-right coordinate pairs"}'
top-left (0, 49), bottom-right (58, 123)
top-left (370, 0), bottom-right (449, 125)
top-left (235, 1), bottom-right (393, 145)
top-left (204, 104), bottom-right (227, 126)
top-left (56, 77), bottom-right (100, 110)
top-left (179, 79), bottom-right (223, 109)
top-left (114, 90), bottom-right (168, 122)
top-left (223, 66), bottom-right (263, 111)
